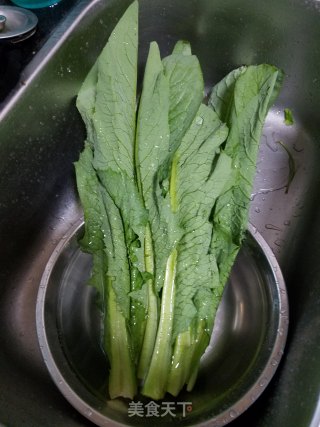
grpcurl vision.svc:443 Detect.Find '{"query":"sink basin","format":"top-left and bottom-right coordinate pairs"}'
top-left (0, 0), bottom-right (319, 426)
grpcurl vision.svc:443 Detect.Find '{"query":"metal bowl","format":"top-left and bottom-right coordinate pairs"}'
top-left (36, 220), bottom-right (288, 427)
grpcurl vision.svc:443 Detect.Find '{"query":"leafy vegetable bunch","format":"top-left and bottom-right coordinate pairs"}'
top-left (75, 1), bottom-right (283, 400)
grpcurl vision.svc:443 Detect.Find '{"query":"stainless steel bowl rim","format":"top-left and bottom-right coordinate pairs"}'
top-left (36, 219), bottom-right (289, 427)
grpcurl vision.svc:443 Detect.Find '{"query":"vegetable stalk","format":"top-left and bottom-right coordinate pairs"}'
top-left (142, 248), bottom-right (177, 399)
top-left (105, 280), bottom-right (137, 399)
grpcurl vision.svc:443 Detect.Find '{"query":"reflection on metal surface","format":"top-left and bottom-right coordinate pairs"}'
top-left (0, 6), bottom-right (37, 40)
top-left (0, 15), bottom-right (6, 32)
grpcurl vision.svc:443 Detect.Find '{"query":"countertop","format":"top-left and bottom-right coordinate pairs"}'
top-left (0, 0), bottom-right (79, 105)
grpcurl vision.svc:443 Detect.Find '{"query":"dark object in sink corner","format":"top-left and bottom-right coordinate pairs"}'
top-left (0, 43), bottom-right (23, 100)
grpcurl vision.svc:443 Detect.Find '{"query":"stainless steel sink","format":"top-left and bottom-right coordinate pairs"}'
top-left (0, 0), bottom-right (319, 426)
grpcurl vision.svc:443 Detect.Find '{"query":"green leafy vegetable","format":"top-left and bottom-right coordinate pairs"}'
top-left (208, 64), bottom-right (284, 287)
top-left (75, 0), bottom-right (283, 400)
top-left (75, 1), bottom-right (140, 399)
top-left (284, 107), bottom-right (294, 126)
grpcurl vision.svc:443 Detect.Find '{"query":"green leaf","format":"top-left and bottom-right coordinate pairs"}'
top-left (76, 62), bottom-right (98, 144)
top-left (208, 66), bottom-right (246, 124)
top-left (92, 0), bottom-right (138, 177)
top-left (74, 143), bottom-right (105, 253)
top-left (97, 184), bottom-right (131, 316)
top-left (75, 139), bottom-right (136, 399)
top-left (209, 64), bottom-right (284, 285)
top-left (98, 169), bottom-right (148, 269)
top-left (75, 145), bottom-right (131, 316)
top-left (172, 40), bottom-right (192, 55)
top-left (74, 143), bottom-right (109, 306)
top-left (162, 41), bottom-right (204, 151)
top-left (144, 43), bottom-right (207, 294)
top-left (172, 105), bottom-right (231, 338)
top-left (135, 41), bottom-right (170, 203)
top-left (284, 108), bottom-right (294, 126)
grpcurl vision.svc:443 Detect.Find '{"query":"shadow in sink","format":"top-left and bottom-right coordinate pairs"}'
top-left (0, 0), bottom-right (320, 426)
